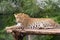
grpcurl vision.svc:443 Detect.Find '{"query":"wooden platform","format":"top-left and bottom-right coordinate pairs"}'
top-left (5, 26), bottom-right (60, 40)
top-left (5, 27), bottom-right (60, 35)
top-left (11, 29), bottom-right (60, 35)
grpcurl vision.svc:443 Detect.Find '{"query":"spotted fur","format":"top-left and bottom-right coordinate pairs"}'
top-left (14, 13), bottom-right (58, 29)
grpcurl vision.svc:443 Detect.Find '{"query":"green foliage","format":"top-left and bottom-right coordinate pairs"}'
top-left (20, 0), bottom-right (40, 17)
top-left (0, 1), bottom-right (16, 14)
top-left (0, 0), bottom-right (60, 40)
top-left (0, 30), bottom-right (13, 40)
top-left (33, 35), bottom-right (53, 40)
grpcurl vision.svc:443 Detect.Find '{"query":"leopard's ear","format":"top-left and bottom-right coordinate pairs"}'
top-left (20, 13), bottom-right (24, 14)
top-left (14, 14), bottom-right (17, 17)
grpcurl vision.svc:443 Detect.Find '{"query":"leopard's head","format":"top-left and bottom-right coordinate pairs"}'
top-left (14, 13), bottom-right (30, 23)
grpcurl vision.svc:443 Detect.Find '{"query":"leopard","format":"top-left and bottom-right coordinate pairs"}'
top-left (14, 13), bottom-right (60, 40)
top-left (14, 13), bottom-right (59, 29)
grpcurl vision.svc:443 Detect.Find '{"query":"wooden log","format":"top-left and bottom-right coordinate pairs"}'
top-left (12, 29), bottom-right (60, 35)
top-left (5, 27), bottom-right (60, 40)
top-left (5, 26), bottom-right (60, 35)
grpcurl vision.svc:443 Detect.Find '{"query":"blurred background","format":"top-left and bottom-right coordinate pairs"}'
top-left (0, 0), bottom-right (60, 40)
